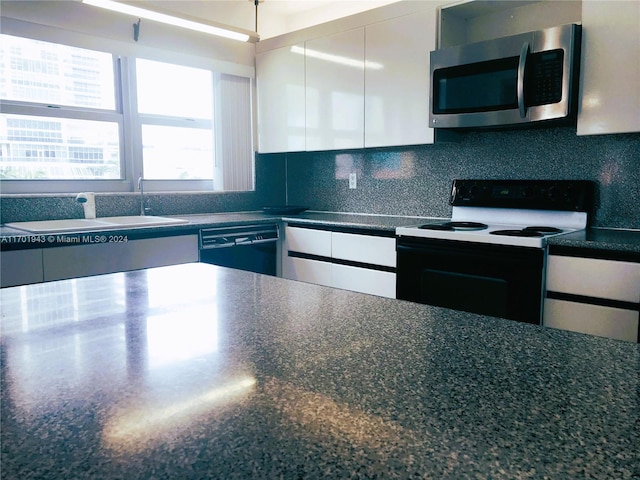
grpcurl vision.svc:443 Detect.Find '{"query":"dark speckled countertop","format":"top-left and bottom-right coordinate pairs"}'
top-left (280, 211), bottom-right (432, 231)
top-left (1, 263), bottom-right (638, 479)
top-left (0, 210), bottom-right (432, 235)
top-left (548, 227), bottom-right (640, 257)
top-left (4, 210), bottom-right (640, 254)
top-left (0, 211), bottom-right (435, 250)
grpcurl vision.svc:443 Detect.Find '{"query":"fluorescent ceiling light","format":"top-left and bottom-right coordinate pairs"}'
top-left (82, 0), bottom-right (259, 43)
top-left (291, 45), bottom-right (383, 70)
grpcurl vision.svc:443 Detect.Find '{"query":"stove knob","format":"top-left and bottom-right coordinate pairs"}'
top-left (522, 186), bottom-right (534, 198)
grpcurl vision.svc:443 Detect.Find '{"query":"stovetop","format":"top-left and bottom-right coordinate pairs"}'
top-left (396, 179), bottom-right (594, 249)
top-left (396, 219), bottom-right (581, 248)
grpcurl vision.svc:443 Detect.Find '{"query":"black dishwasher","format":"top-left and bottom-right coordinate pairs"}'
top-left (199, 224), bottom-right (279, 276)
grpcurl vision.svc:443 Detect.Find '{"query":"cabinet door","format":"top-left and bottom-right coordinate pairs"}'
top-left (0, 249), bottom-right (44, 287)
top-left (305, 28), bottom-right (365, 151)
top-left (332, 263), bottom-right (396, 298)
top-left (546, 255), bottom-right (640, 303)
top-left (544, 298), bottom-right (638, 343)
top-left (365, 10), bottom-right (435, 147)
top-left (43, 235), bottom-right (198, 282)
top-left (331, 231), bottom-right (396, 267)
top-left (285, 226), bottom-right (332, 257)
top-left (256, 43), bottom-right (306, 153)
top-left (578, 1), bottom-right (640, 135)
top-left (283, 256), bottom-right (333, 287)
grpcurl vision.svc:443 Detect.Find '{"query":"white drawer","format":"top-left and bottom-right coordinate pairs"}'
top-left (546, 255), bottom-right (640, 303)
top-left (282, 256), bottom-right (332, 287)
top-left (332, 264), bottom-right (396, 298)
top-left (285, 226), bottom-right (332, 257)
top-left (331, 232), bottom-right (396, 267)
top-left (544, 298), bottom-right (638, 343)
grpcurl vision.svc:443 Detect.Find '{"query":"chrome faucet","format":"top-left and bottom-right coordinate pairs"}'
top-left (76, 192), bottom-right (96, 219)
top-left (137, 176), bottom-right (149, 216)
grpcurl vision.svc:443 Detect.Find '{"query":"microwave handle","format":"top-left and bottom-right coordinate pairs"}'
top-left (517, 42), bottom-right (529, 118)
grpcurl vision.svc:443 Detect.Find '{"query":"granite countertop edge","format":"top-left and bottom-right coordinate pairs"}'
top-left (3, 210), bottom-right (640, 254)
top-left (0, 211), bottom-right (436, 249)
top-left (548, 227), bottom-right (640, 256)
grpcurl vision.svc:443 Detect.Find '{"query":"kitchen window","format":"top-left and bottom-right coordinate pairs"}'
top-left (0, 34), bottom-right (254, 193)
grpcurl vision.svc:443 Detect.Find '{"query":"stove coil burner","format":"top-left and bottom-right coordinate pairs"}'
top-left (490, 229), bottom-right (543, 237)
top-left (490, 226), bottom-right (563, 237)
top-left (419, 221), bottom-right (488, 231)
top-left (523, 226), bottom-right (562, 234)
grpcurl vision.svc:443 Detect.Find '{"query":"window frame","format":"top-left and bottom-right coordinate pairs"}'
top-left (0, 26), bottom-right (254, 194)
top-left (0, 41), bottom-right (130, 193)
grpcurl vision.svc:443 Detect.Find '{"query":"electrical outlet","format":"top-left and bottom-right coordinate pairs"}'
top-left (349, 173), bottom-right (357, 189)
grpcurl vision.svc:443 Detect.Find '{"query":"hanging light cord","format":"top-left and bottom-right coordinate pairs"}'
top-left (254, 0), bottom-right (259, 33)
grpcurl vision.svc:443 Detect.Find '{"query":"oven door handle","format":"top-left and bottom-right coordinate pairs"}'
top-left (517, 41), bottom-right (529, 118)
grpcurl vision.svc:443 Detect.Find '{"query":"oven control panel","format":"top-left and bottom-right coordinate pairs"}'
top-left (450, 180), bottom-right (594, 211)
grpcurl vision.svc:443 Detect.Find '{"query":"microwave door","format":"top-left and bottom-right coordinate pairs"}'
top-left (429, 24), bottom-right (580, 129)
top-left (430, 31), bottom-right (535, 128)
top-left (517, 42), bottom-right (529, 118)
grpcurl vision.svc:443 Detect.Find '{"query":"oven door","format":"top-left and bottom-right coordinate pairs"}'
top-left (396, 237), bottom-right (544, 324)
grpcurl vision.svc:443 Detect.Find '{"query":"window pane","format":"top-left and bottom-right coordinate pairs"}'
top-left (0, 114), bottom-right (121, 179)
top-left (141, 125), bottom-right (213, 180)
top-left (0, 34), bottom-right (115, 110)
top-left (136, 59), bottom-right (212, 118)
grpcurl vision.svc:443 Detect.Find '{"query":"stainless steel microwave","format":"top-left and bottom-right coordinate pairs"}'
top-left (429, 24), bottom-right (581, 129)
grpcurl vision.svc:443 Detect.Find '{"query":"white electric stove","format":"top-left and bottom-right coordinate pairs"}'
top-left (396, 206), bottom-right (588, 249)
top-left (395, 179), bottom-right (595, 324)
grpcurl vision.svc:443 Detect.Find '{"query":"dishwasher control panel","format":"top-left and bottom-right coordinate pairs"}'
top-left (200, 224), bottom-right (279, 249)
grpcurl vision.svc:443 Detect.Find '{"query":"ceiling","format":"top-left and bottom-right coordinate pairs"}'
top-left (131, 1), bottom-right (401, 39)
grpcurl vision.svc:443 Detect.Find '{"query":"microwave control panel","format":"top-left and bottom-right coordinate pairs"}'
top-left (526, 49), bottom-right (564, 106)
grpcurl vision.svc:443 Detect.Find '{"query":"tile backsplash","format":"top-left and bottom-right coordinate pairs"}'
top-left (0, 152), bottom-right (286, 224)
top-left (279, 127), bottom-right (640, 229)
top-left (2, 126), bottom-right (639, 229)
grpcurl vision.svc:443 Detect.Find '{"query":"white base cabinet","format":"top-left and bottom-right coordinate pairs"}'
top-left (285, 256), bottom-right (333, 288)
top-left (544, 253), bottom-right (640, 342)
top-left (43, 235), bottom-right (199, 282)
top-left (544, 298), bottom-right (638, 343)
top-left (331, 263), bottom-right (395, 298)
top-left (283, 225), bottom-right (396, 298)
top-left (0, 249), bottom-right (44, 287)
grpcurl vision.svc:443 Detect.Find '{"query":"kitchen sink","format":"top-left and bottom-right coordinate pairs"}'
top-left (5, 216), bottom-right (189, 234)
top-left (99, 216), bottom-right (190, 227)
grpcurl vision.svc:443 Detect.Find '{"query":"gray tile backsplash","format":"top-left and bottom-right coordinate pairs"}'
top-left (281, 127), bottom-right (640, 229)
top-left (0, 152), bottom-right (286, 223)
top-left (2, 127), bottom-right (638, 229)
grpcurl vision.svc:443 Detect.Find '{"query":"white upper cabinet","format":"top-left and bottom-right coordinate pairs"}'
top-left (305, 28), bottom-right (366, 151)
top-left (255, 2), bottom-right (445, 152)
top-left (364, 10), bottom-right (436, 147)
top-left (256, 43), bottom-right (306, 153)
top-left (577, 1), bottom-right (640, 135)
